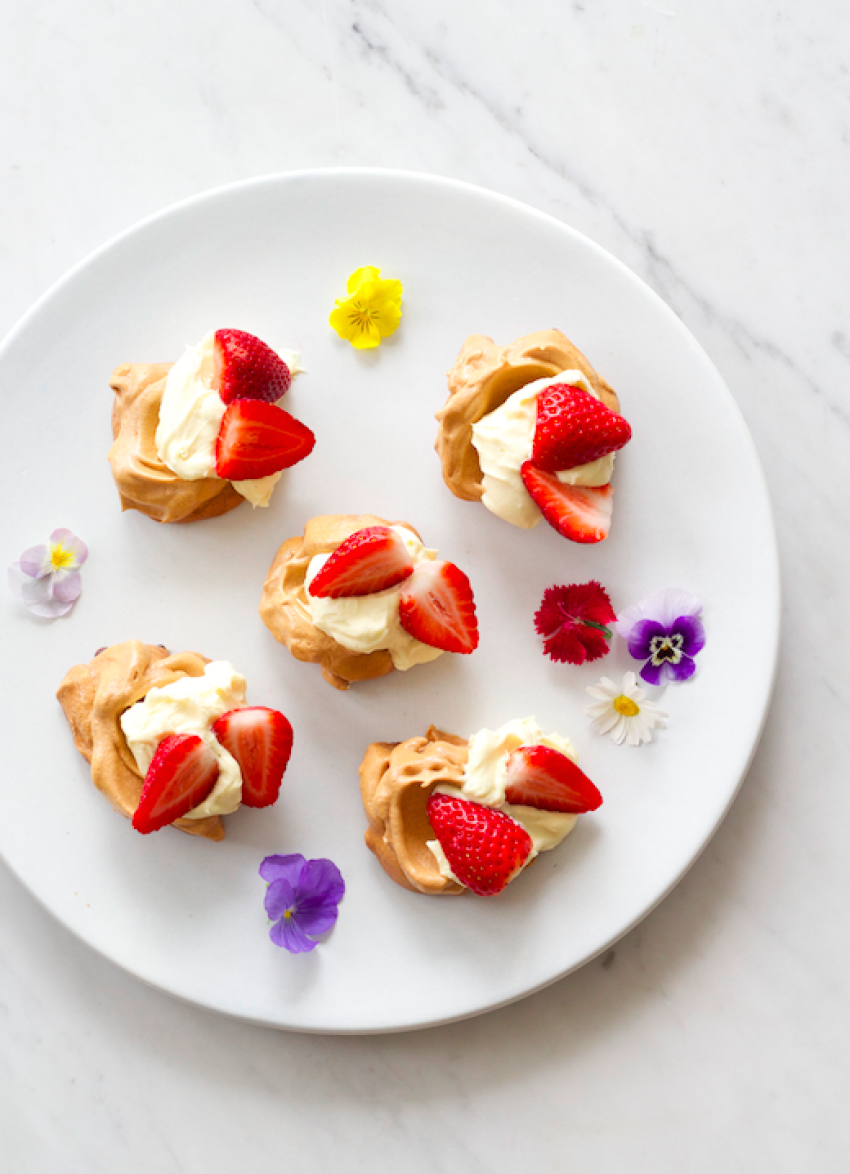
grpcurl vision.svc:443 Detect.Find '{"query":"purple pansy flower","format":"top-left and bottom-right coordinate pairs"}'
top-left (616, 587), bottom-right (706, 686)
top-left (260, 853), bottom-right (345, 954)
top-left (8, 528), bottom-right (88, 618)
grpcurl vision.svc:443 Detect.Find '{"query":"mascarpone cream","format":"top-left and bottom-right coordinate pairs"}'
top-left (120, 660), bottom-right (247, 819)
top-left (470, 371), bottom-right (615, 529)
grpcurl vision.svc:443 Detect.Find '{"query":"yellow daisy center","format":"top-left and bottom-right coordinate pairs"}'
top-left (49, 543), bottom-right (75, 571)
top-left (613, 695), bottom-right (640, 717)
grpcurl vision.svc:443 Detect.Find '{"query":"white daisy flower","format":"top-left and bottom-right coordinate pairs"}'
top-left (585, 672), bottom-right (668, 747)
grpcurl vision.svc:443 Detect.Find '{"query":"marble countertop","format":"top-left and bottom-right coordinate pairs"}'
top-left (2, 1), bottom-right (847, 1169)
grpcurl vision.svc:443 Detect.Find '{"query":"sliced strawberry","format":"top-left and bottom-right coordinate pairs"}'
top-left (215, 399), bottom-right (315, 480)
top-left (132, 733), bottom-right (220, 834)
top-left (521, 463), bottom-right (614, 544)
top-left (427, 792), bottom-right (533, 896)
top-left (398, 560), bottom-right (479, 654)
top-left (504, 745), bottom-right (602, 813)
top-left (214, 329), bottom-right (292, 404)
top-left (211, 706), bottom-right (293, 809)
top-left (531, 383), bottom-right (631, 472)
top-left (307, 526), bottom-right (415, 599)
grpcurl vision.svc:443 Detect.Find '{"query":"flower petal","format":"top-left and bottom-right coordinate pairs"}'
top-left (543, 627), bottom-right (589, 665)
top-left (295, 896), bottom-right (340, 938)
top-left (270, 915), bottom-right (318, 953)
top-left (613, 599), bottom-right (649, 643)
top-left (264, 877), bottom-right (297, 921)
top-left (664, 655), bottom-right (697, 684)
top-left (50, 529), bottom-right (88, 567)
top-left (348, 325), bottom-right (383, 350)
top-left (639, 659), bottom-right (664, 687)
top-left (626, 719), bottom-right (645, 747)
top-left (259, 853), bottom-right (306, 886)
top-left (577, 626), bottom-right (611, 662)
top-left (346, 266), bottom-right (381, 293)
top-left (594, 709), bottom-right (622, 736)
top-left (656, 587), bottom-right (702, 627)
top-left (369, 301), bottom-right (401, 339)
top-left (51, 570), bottom-right (82, 604)
top-left (18, 544), bottom-right (50, 578)
top-left (627, 618), bottom-right (667, 660)
top-left (611, 717), bottom-right (628, 745)
top-left (616, 587), bottom-right (702, 640)
top-left (298, 857), bottom-right (345, 905)
top-left (329, 303), bottom-right (359, 342)
top-left (7, 564), bottom-right (74, 618)
top-left (675, 614), bottom-right (706, 658)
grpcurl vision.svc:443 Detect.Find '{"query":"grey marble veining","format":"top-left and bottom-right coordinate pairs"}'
top-left (2, 0), bottom-right (850, 1170)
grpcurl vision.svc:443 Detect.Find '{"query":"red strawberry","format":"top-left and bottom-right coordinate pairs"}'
top-left (504, 745), bottom-right (602, 814)
top-left (214, 329), bottom-right (292, 404)
top-left (398, 560), bottom-right (479, 654)
top-left (531, 383), bottom-right (631, 472)
top-left (521, 463), bottom-right (614, 544)
top-left (307, 526), bottom-right (415, 599)
top-left (132, 734), bottom-right (220, 834)
top-left (426, 792), bottom-right (533, 896)
top-left (215, 399), bottom-right (315, 480)
top-left (211, 706), bottom-right (293, 809)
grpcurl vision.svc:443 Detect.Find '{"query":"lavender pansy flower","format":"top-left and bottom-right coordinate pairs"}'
top-left (260, 853), bottom-right (345, 954)
top-left (616, 587), bottom-right (705, 686)
top-left (8, 528), bottom-right (88, 619)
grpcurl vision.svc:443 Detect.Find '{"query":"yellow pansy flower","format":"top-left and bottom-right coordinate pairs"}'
top-left (329, 266), bottom-right (403, 350)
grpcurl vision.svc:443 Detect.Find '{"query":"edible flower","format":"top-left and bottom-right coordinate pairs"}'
top-left (7, 528), bottom-right (88, 618)
top-left (534, 581), bottom-right (616, 664)
top-left (616, 588), bottom-right (705, 686)
top-left (329, 266), bottom-right (403, 350)
top-left (260, 853), bottom-right (345, 954)
top-left (585, 672), bottom-right (668, 747)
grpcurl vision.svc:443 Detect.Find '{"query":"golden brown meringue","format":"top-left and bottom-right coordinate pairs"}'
top-left (57, 640), bottom-right (225, 841)
top-left (359, 727), bottom-right (468, 895)
top-left (108, 363), bottom-right (243, 524)
top-left (435, 328), bottom-right (620, 502)
top-left (259, 514), bottom-right (422, 691)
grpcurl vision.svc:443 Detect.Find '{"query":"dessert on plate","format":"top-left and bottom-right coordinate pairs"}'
top-left (259, 514), bottom-right (478, 691)
top-left (109, 328), bottom-right (315, 523)
top-left (359, 718), bottom-right (602, 896)
top-left (57, 640), bottom-right (293, 840)
top-left (435, 329), bottom-right (631, 543)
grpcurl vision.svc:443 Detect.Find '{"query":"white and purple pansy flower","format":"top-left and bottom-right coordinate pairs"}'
top-left (8, 528), bottom-right (88, 619)
top-left (616, 587), bottom-right (706, 686)
top-left (260, 853), bottom-right (345, 954)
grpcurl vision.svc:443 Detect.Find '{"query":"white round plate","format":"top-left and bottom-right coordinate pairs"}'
top-left (0, 170), bottom-right (779, 1033)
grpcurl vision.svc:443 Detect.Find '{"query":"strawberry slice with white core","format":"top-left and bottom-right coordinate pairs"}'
top-left (531, 383), bottom-right (631, 472)
top-left (504, 745), bottom-right (602, 814)
top-left (521, 462), bottom-right (614, 544)
top-left (427, 792), bottom-right (533, 896)
top-left (307, 526), bottom-right (415, 599)
top-left (214, 329), bottom-right (292, 404)
top-left (211, 706), bottom-right (293, 809)
top-left (132, 733), bottom-right (220, 834)
top-left (398, 560), bottom-right (479, 654)
top-left (215, 399), bottom-right (315, 481)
